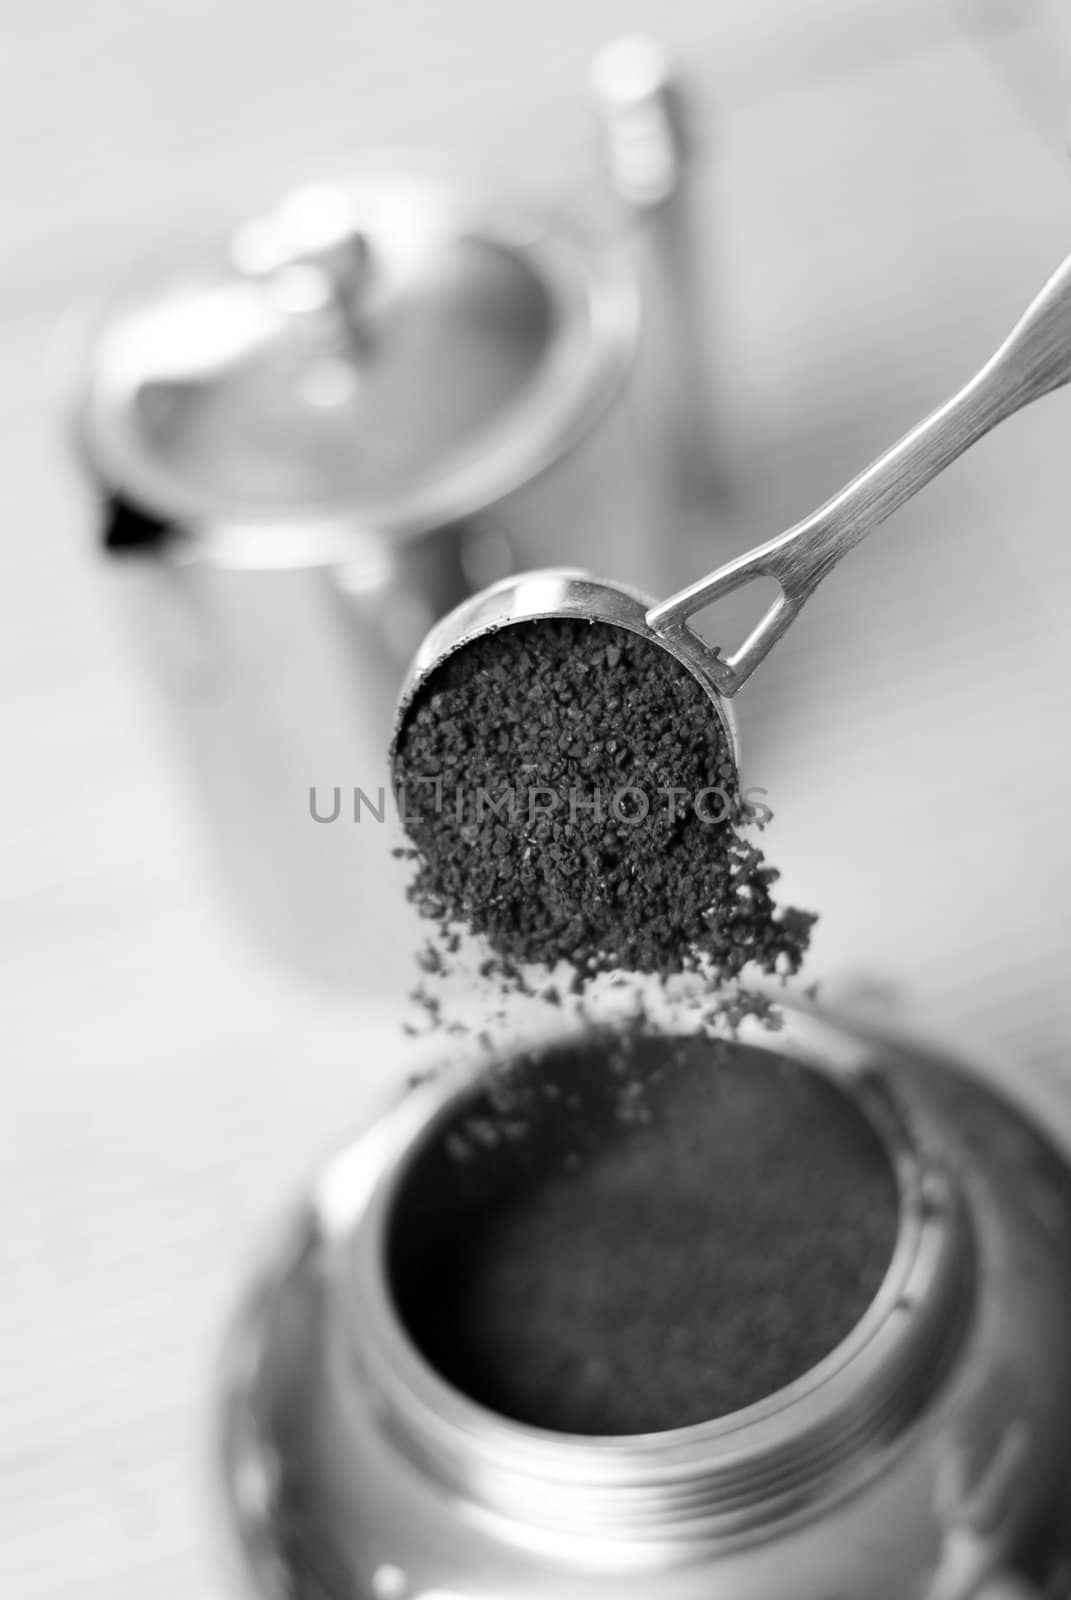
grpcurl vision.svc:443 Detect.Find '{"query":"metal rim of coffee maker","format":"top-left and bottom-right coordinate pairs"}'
top-left (214, 1002), bottom-right (1071, 1599)
top-left (317, 1027), bottom-right (966, 1541)
top-left (74, 172), bottom-right (640, 568)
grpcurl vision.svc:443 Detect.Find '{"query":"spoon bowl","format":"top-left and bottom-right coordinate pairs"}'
top-left (390, 566), bottom-right (742, 775)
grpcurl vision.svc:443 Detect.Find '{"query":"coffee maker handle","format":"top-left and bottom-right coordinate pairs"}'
top-left (593, 35), bottom-right (723, 513)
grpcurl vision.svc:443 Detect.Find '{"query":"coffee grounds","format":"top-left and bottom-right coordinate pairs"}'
top-left (389, 1032), bottom-right (899, 1435)
top-left (393, 619), bottom-right (815, 986)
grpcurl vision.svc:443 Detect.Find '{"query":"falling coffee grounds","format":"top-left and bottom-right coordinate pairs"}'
top-left (389, 1032), bottom-right (899, 1434)
top-left (394, 619), bottom-right (815, 984)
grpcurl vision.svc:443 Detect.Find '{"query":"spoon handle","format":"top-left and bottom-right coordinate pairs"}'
top-left (647, 249), bottom-right (1071, 695)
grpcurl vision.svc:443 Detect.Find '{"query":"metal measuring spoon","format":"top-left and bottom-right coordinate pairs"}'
top-left (392, 249), bottom-right (1071, 771)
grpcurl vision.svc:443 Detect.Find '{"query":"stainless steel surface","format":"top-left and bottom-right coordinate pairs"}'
top-left (77, 172), bottom-right (651, 988)
top-left (217, 1003), bottom-right (1071, 1599)
top-left (650, 244), bottom-right (1071, 692)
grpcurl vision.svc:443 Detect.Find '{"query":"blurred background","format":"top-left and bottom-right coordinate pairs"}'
top-left (5, 0), bottom-right (1071, 1594)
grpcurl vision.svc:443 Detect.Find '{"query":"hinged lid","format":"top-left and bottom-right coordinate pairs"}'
top-left (79, 175), bottom-right (638, 546)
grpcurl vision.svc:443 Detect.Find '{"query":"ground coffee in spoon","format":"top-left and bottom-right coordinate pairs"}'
top-left (394, 618), bottom-right (815, 988)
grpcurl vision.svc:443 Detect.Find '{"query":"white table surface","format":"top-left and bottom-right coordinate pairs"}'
top-left (5, 2), bottom-right (1071, 1595)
